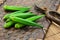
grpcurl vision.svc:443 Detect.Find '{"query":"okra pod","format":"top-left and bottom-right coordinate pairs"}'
top-left (3, 5), bottom-right (31, 11)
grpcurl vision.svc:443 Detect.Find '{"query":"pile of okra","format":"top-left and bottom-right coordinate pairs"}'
top-left (3, 5), bottom-right (45, 29)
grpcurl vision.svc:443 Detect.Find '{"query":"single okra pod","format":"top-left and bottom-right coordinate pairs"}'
top-left (3, 5), bottom-right (31, 11)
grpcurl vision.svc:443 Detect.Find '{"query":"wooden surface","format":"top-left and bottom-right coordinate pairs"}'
top-left (45, 6), bottom-right (60, 40)
top-left (0, 0), bottom-right (51, 40)
top-left (0, 0), bottom-right (60, 40)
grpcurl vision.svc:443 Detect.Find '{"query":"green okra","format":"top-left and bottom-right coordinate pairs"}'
top-left (3, 11), bottom-right (32, 20)
top-left (10, 15), bottom-right (45, 28)
top-left (3, 11), bottom-right (24, 20)
top-left (11, 13), bottom-right (36, 18)
top-left (4, 12), bottom-right (36, 28)
top-left (15, 23), bottom-right (23, 28)
top-left (6, 19), bottom-right (11, 22)
top-left (6, 12), bottom-right (36, 22)
top-left (4, 21), bottom-right (14, 28)
top-left (3, 5), bottom-right (31, 11)
top-left (15, 15), bottom-right (45, 28)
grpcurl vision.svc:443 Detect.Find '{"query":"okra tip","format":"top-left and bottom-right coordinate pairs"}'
top-left (3, 14), bottom-right (9, 20)
top-left (3, 5), bottom-right (7, 9)
top-left (15, 24), bottom-right (20, 28)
